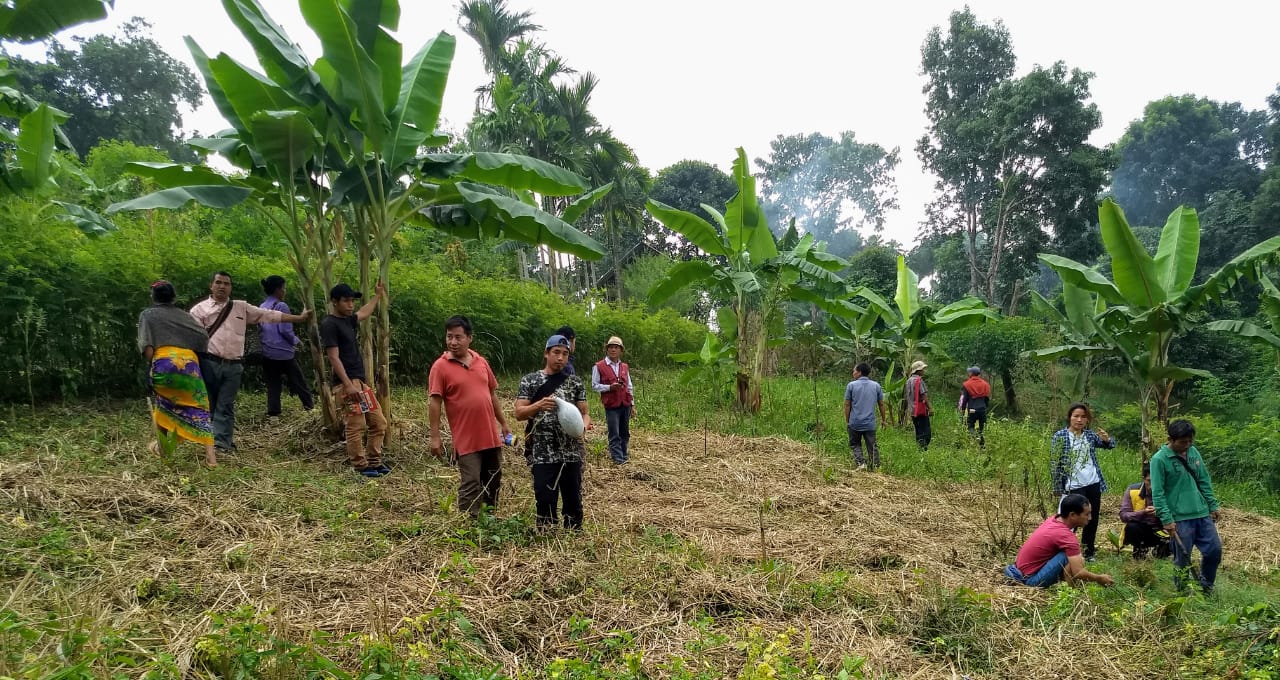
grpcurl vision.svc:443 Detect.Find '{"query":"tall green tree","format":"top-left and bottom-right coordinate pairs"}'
top-left (1112, 95), bottom-right (1268, 228)
top-left (755, 131), bottom-right (899, 257)
top-left (7, 18), bottom-right (203, 160)
top-left (1037, 198), bottom-right (1280, 451)
top-left (918, 8), bottom-right (1111, 312)
top-left (649, 159), bottom-right (737, 259)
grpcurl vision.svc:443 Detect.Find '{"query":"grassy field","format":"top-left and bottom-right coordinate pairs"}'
top-left (1, 373), bottom-right (1278, 679)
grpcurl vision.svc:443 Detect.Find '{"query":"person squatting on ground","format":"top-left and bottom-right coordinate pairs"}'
top-left (1050, 402), bottom-right (1114, 560)
top-left (905, 360), bottom-right (931, 450)
top-left (958, 366), bottom-right (991, 446)
top-left (844, 363), bottom-right (888, 471)
top-left (515, 335), bottom-right (591, 529)
top-left (428, 315), bottom-right (512, 518)
top-left (1151, 419), bottom-right (1223, 594)
top-left (190, 271), bottom-right (312, 453)
top-left (591, 336), bottom-right (634, 465)
top-left (138, 281), bottom-right (218, 467)
top-left (1119, 462), bottom-right (1172, 560)
top-left (320, 282), bottom-right (388, 478)
top-left (258, 275), bottom-right (314, 417)
top-left (1004, 493), bottom-right (1114, 588)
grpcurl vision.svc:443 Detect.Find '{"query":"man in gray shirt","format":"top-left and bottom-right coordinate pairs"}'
top-left (844, 362), bottom-right (888, 471)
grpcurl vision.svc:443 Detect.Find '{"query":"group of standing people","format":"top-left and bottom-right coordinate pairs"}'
top-left (843, 362), bottom-right (993, 470)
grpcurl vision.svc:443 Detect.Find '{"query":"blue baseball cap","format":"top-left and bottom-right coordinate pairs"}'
top-left (545, 334), bottom-right (571, 350)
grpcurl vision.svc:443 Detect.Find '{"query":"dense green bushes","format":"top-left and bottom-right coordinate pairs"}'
top-left (0, 205), bottom-right (704, 405)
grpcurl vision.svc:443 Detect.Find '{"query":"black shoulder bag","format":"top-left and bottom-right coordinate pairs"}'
top-left (205, 301), bottom-right (235, 339)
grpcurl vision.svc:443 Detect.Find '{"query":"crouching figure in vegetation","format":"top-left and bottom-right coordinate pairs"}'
top-left (1151, 419), bottom-right (1222, 594)
top-left (137, 281), bottom-right (217, 467)
top-left (1005, 493), bottom-right (1114, 588)
top-left (1118, 462), bottom-right (1171, 560)
top-left (515, 335), bottom-right (591, 530)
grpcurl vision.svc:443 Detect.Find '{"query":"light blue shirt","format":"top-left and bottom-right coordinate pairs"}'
top-left (844, 377), bottom-right (884, 431)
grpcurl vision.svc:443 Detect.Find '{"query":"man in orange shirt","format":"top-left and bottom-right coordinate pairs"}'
top-left (429, 315), bottom-right (512, 517)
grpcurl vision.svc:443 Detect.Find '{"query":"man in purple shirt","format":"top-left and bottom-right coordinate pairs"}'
top-left (259, 275), bottom-right (314, 417)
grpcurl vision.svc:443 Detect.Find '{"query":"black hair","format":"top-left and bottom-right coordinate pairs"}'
top-left (445, 315), bottom-right (472, 335)
top-left (1066, 402), bottom-right (1092, 424)
top-left (555, 325), bottom-right (576, 340)
top-left (1167, 419), bottom-right (1196, 440)
top-left (261, 275), bottom-right (286, 296)
top-left (211, 271), bottom-right (233, 284)
top-left (1141, 461), bottom-right (1151, 477)
top-left (855, 362), bottom-right (871, 377)
top-left (1058, 493), bottom-right (1090, 518)
top-left (151, 281), bottom-right (176, 304)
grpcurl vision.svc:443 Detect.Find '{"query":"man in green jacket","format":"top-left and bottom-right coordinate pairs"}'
top-left (1150, 419), bottom-right (1222, 593)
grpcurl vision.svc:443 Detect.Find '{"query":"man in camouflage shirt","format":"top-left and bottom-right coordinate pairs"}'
top-left (515, 334), bottom-right (591, 529)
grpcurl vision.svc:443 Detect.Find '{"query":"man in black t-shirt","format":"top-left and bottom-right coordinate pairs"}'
top-left (320, 282), bottom-right (388, 477)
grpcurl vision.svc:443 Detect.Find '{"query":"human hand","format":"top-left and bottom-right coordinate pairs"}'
top-left (1143, 506), bottom-right (1156, 514)
top-left (375, 281), bottom-right (386, 299)
top-left (429, 435), bottom-right (444, 459)
top-left (539, 397), bottom-right (556, 412)
top-left (1163, 522), bottom-right (1177, 533)
top-left (630, 406), bottom-right (636, 418)
top-left (344, 382), bottom-right (360, 397)
top-left (583, 416), bottom-right (592, 434)
top-left (1097, 573), bottom-right (1114, 587)
top-left (1211, 510), bottom-right (1221, 522)
top-left (1096, 428), bottom-right (1111, 443)
top-left (610, 382), bottom-right (624, 391)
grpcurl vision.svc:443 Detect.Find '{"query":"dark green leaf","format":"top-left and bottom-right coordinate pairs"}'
top-left (106, 186), bottom-right (253, 214)
top-left (646, 199), bottom-right (727, 257)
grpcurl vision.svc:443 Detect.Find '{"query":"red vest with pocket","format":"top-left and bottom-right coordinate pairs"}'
top-left (595, 359), bottom-right (633, 408)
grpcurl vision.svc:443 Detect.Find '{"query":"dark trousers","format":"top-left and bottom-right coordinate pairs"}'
top-left (531, 461), bottom-right (583, 529)
top-left (1171, 516), bottom-right (1222, 592)
top-left (966, 408), bottom-right (988, 446)
top-left (605, 406), bottom-right (631, 463)
top-left (848, 426), bottom-right (880, 469)
top-left (263, 356), bottom-right (314, 415)
top-left (200, 356), bottom-right (243, 450)
top-left (911, 415), bottom-right (931, 449)
top-left (457, 447), bottom-right (502, 517)
top-left (1066, 482), bottom-right (1103, 558)
top-left (1123, 520), bottom-right (1171, 559)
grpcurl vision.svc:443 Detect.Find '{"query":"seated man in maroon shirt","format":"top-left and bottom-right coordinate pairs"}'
top-left (1004, 494), bottom-right (1115, 588)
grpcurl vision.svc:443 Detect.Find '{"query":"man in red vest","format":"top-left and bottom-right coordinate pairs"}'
top-left (591, 336), bottom-right (635, 464)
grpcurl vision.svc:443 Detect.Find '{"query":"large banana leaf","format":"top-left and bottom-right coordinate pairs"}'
top-left (1144, 365), bottom-right (1213, 381)
top-left (893, 254), bottom-right (920, 320)
top-left (16, 103), bottom-right (54, 187)
top-left (1154, 206), bottom-right (1200, 298)
top-left (207, 54), bottom-right (300, 137)
top-left (853, 286), bottom-right (900, 324)
top-left (454, 183), bottom-right (604, 259)
top-left (125, 162), bottom-right (238, 188)
top-left (344, 0), bottom-right (401, 113)
top-left (384, 33), bottom-right (453, 169)
top-left (249, 110), bottom-right (320, 176)
top-left (1025, 344), bottom-right (1116, 361)
top-left (1182, 234), bottom-right (1280, 310)
top-left (1260, 275), bottom-right (1280, 329)
top-left (221, 0), bottom-right (314, 89)
top-left (1038, 253), bottom-right (1124, 303)
top-left (648, 259), bottom-right (717, 304)
top-left (52, 201), bottom-right (115, 236)
top-left (0, 0), bottom-right (110, 43)
top-left (723, 148), bottom-right (776, 261)
top-left (185, 39), bottom-right (246, 137)
top-left (419, 152), bottom-right (588, 196)
top-left (561, 183), bottom-right (613, 225)
top-left (1099, 198), bottom-right (1166, 308)
top-left (299, 0), bottom-right (389, 148)
top-left (646, 199), bottom-right (727, 257)
top-left (1203, 320), bottom-right (1280, 348)
top-left (789, 288), bottom-right (867, 319)
top-left (1062, 282), bottom-right (1100, 337)
top-left (106, 186), bottom-right (254, 213)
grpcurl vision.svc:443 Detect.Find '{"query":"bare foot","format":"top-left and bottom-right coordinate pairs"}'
top-left (148, 440), bottom-right (161, 456)
top-left (204, 446), bottom-right (218, 468)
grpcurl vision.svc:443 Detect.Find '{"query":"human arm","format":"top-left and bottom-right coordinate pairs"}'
top-left (491, 387), bottom-right (511, 438)
top-left (356, 282), bottom-right (385, 322)
top-left (1093, 429), bottom-right (1115, 448)
top-left (577, 400), bottom-right (592, 434)
top-left (843, 399), bottom-right (851, 424)
top-left (958, 388), bottom-right (969, 411)
top-left (1118, 488), bottom-right (1140, 523)
top-left (245, 300), bottom-right (311, 325)
top-left (1190, 447), bottom-right (1221, 518)
top-left (1049, 433), bottom-right (1068, 494)
top-left (273, 301), bottom-right (302, 346)
top-left (1065, 554), bottom-right (1114, 586)
top-left (590, 364), bottom-right (609, 393)
top-left (325, 346), bottom-right (359, 396)
top-left (877, 390), bottom-right (889, 427)
top-left (428, 394), bottom-right (445, 458)
top-left (1150, 455), bottom-right (1175, 531)
top-left (514, 396), bottom-right (556, 420)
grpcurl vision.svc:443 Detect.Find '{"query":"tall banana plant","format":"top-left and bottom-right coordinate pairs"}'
top-left (647, 148), bottom-right (847, 412)
top-left (1028, 282), bottom-right (1112, 401)
top-left (1203, 273), bottom-right (1280, 370)
top-left (1038, 198), bottom-right (1280, 451)
top-left (107, 0), bottom-right (607, 426)
top-left (852, 255), bottom-right (996, 423)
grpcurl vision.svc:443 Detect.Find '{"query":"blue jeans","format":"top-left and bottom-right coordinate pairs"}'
top-left (1004, 550), bottom-right (1070, 587)
top-left (200, 356), bottom-right (243, 450)
top-left (1171, 516), bottom-right (1222, 591)
top-left (605, 406), bottom-right (631, 463)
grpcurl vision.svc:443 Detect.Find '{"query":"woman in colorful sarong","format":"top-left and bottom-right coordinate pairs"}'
top-left (137, 280), bottom-right (217, 466)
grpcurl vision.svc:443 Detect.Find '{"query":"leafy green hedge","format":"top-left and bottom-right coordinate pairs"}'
top-left (0, 205), bottom-right (704, 404)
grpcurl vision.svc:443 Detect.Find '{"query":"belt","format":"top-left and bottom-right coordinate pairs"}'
top-left (200, 353), bottom-right (243, 364)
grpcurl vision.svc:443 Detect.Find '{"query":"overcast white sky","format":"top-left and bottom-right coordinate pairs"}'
top-left (40, 0), bottom-right (1280, 247)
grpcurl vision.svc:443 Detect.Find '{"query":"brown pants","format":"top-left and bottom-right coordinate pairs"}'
top-left (331, 379), bottom-right (387, 468)
top-left (457, 447), bottom-right (502, 517)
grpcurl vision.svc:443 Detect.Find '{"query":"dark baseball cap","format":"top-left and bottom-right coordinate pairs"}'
top-left (329, 283), bottom-right (363, 301)
top-left (545, 334), bottom-right (571, 350)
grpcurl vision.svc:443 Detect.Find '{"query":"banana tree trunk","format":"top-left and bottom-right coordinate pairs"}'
top-left (375, 257), bottom-right (393, 427)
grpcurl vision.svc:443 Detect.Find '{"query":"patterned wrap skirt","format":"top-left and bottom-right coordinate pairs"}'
top-left (150, 346), bottom-right (214, 445)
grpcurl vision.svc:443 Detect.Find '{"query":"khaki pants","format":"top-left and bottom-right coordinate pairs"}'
top-left (456, 447), bottom-right (502, 517)
top-left (331, 379), bottom-right (387, 468)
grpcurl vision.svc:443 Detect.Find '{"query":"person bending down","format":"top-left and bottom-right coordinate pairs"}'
top-left (1005, 493), bottom-right (1114, 588)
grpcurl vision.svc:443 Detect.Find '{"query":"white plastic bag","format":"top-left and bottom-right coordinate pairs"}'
top-left (555, 396), bottom-right (585, 437)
